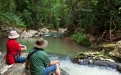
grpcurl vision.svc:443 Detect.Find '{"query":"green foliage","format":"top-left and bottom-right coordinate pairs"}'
top-left (17, 10), bottom-right (33, 28)
top-left (0, 0), bottom-right (16, 12)
top-left (0, 0), bottom-right (121, 43)
top-left (72, 32), bottom-right (91, 46)
top-left (48, 24), bottom-right (55, 29)
top-left (0, 12), bottom-right (26, 27)
top-left (76, 53), bottom-right (86, 59)
top-left (51, 3), bottom-right (62, 27)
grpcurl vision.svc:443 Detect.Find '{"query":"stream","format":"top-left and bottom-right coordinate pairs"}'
top-left (0, 36), bottom-right (121, 75)
top-left (50, 55), bottom-right (121, 75)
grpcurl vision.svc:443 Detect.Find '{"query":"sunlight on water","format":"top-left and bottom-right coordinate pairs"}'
top-left (59, 57), bottom-right (121, 75)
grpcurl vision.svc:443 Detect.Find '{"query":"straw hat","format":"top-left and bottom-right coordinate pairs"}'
top-left (8, 30), bottom-right (19, 39)
top-left (34, 38), bottom-right (48, 48)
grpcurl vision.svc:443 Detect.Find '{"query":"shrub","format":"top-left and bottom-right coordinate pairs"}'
top-left (0, 12), bottom-right (26, 27)
top-left (72, 32), bottom-right (91, 46)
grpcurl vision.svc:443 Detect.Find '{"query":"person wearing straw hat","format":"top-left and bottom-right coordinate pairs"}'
top-left (25, 38), bottom-right (60, 75)
top-left (6, 30), bottom-right (27, 65)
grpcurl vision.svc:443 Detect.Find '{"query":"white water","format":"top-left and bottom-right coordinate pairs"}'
top-left (59, 57), bottom-right (121, 75)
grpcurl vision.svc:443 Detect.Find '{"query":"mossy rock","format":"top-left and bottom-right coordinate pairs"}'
top-left (75, 52), bottom-right (111, 60)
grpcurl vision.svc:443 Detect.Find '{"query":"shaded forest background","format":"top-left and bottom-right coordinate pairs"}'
top-left (0, 0), bottom-right (121, 46)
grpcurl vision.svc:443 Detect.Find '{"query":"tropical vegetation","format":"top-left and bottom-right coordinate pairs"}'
top-left (0, 0), bottom-right (121, 46)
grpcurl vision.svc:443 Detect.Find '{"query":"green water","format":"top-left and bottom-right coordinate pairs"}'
top-left (0, 36), bottom-right (90, 57)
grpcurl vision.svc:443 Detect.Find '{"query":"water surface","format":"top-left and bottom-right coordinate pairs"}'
top-left (0, 37), bottom-right (90, 57)
top-left (0, 37), bottom-right (121, 75)
top-left (50, 56), bottom-right (121, 75)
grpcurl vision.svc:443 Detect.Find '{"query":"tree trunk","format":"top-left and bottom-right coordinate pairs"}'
top-left (109, 0), bottom-right (113, 43)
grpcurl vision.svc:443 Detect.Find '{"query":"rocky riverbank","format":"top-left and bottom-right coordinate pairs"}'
top-left (0, 52), bottom-right (69, 75)
top-left (1, 26), bottom-right (121, 59)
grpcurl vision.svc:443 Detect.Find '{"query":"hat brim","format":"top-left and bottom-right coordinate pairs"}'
top-left (34, 40), bottom-right (48, 48)
top-left (8, 34), bottom-right (19, 39)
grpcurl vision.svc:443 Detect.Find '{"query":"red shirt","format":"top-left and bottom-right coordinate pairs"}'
top-left (6, 39), bottom-right (21, 64)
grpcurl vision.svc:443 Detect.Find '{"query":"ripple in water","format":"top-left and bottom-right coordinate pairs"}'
top-left (60, 57), bottom-right (121, 75)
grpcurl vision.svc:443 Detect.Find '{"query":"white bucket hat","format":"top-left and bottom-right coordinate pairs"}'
top-left (34, 38), bottom-right (48, 48)
top-left (8, 30), bottom-right (19, 39)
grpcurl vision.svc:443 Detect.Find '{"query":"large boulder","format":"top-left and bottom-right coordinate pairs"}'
top-left (0, 52), bottom-right (69, 75)
top-left (20, 30), bottom-right (38, 38)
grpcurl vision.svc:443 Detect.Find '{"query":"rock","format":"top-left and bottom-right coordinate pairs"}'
top-left (72, 57), bottom-right (121, 73)
top-left (58, 28), bottom-right (67, 34)
top-left (0, 53), bottom-right (69, 75)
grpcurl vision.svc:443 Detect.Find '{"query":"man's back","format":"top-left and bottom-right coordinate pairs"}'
top-left (29, 48), bottom-right (50, 75)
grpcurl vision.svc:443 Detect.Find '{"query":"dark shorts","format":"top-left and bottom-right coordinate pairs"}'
top-left (42, 64), bottom-right (56, 75)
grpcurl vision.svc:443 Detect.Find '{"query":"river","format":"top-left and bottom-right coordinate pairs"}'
top-left (0, 36), bottom-right (89, 57)
top-left (0, 36), bottom-right (121, 75)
